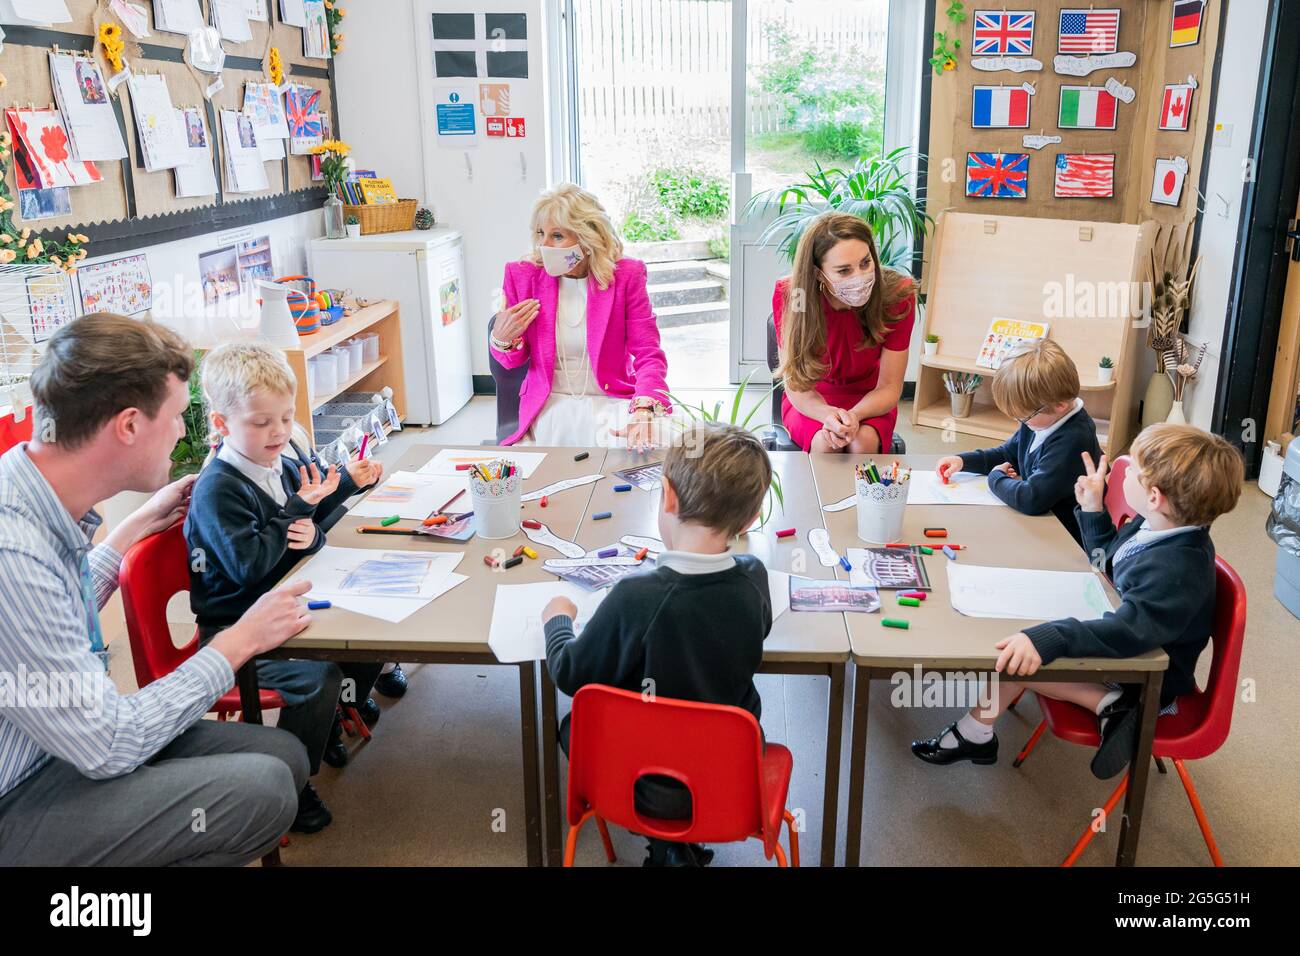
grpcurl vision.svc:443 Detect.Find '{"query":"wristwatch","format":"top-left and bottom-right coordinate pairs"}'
top-left (629, 397), bottom-right (665, 417)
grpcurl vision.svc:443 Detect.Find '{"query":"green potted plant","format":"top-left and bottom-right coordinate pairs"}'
top-left (1097, 355), bottom-right (1115, 385)
top-left (169, 352), bottom-right (209, 479)
top-left (923, 332), bottom-right (940, 358)
top-left (345, 214), bottom-right (361, 239)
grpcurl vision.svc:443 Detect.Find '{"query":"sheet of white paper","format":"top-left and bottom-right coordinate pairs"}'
top-left (153, 0), bottom-right (204, 34)
top-left (907, 471), bottom-right (1006, 506)
top-left (244, 0), bottom-right (267, 20)
top-left (325, 572), bottom-right (467, 623)
top-left (285, 546), bottom-right (463, 602)
top-left (211, 0), bottom-right (251, 42)
top-left (489, 582), bottom-right (608, 663)
top-left (109, 0), bottom-right (150, 37)
top-left (127, 73), bottom-right (188, 171)
top-left (417, 448), bottom-right (547, 479)
top-left (172, 108), bottom-right (218, 197)
top-left (279, 0), bottom-right (306, 27)
top-left (257, 134), bottom-right (285, 160)
top-left (520, 473), bottom-right (602, 502)
top-left (767, 569), bottom-right (790, 620)
top-left (945, 562), bottom-right (1114, 621)
top-left (2, 0), bottom-right (72, 24)
top-left (49, 53), bottom-right (127, 162)
top-left (219, 108), bottom-right (269, 191)
top-left (349, 472), bottom-right (467, 520)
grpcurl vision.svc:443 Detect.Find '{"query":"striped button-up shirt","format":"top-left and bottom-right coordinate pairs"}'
top-left (0, 444), bottom-right (234, 800)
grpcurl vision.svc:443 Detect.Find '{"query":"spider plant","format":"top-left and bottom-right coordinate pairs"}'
top-left (666, 370), bottom-right (785, 526)
top-left (170, 351), bottom-right (209, 479)
top-left (742, 146), bottom-right (932, 269)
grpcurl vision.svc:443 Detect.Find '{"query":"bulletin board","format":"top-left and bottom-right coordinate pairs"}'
top-left (1, 0), bottom-right (338, 257)
top-left (923, 0), bottom-right (1223, 228)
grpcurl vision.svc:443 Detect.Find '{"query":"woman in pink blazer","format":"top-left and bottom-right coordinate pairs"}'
top-left (489, 184), bottom-right (671, 448)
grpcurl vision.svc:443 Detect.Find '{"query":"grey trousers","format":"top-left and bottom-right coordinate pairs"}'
top-left (0, 719), bottom-right (308, 866)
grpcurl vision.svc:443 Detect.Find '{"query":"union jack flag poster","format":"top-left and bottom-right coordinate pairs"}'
top-left (1054, 153), bottom-right (1114, 199)
top-left (972, 10), bottom-right (1035, 56)
top-left (285, 85), bottom-right (324, 155)
top-left (966, 152), bottom-right (1029, 199)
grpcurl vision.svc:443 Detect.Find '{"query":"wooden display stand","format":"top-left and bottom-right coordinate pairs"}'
top-left (913, 211), bottom-right (1157, 455)
top-left (282, 300), bottom-right (407, 446)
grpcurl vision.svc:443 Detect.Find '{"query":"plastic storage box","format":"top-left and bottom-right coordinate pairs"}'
top-left (1268, 435), bottom-right (1300, 618)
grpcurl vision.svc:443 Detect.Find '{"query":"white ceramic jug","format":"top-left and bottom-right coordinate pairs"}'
top-left (256, 281), bottom-right (300, 348)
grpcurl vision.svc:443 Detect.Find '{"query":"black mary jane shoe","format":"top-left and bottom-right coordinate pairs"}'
top-left (374, 665), bottom-right (408, 699)
top-left (1091, 687), bottom-right (1142, 780)
top-left (290, 783), bottom-right (333, 833)
top-left (911, 721), bottom-right (999, 766)
top-left (643, 839), bottom-right (709, 868)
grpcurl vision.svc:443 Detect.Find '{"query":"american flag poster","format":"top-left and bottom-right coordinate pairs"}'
top-left (1058, 86), bottom-right (1118, 130)
top-left (966, 152), bottom-right (1029, 199)
top-left (972, 10), bottom-right (1035, 56)
top-left (972, 86), bottom-right (1031, 128)
top-left (1159, 83), bottom-right (1194, 131)
top-left (1058, 8), bottom-right (1120, 54)
top-left (1054, 153), bottom-right (1115, 199)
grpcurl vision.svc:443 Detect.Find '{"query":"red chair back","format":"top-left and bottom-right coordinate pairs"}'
top-left (1105, 455), bottom-right (1138, 528)
top-left (0, 409), bottom-right (33, 454)
top-left (566, 685), bottom-right (782, 855)
top-left (118, 525), bottom-right (201, 689)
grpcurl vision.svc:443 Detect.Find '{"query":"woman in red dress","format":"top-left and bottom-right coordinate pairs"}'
top-left (773, 212), bottom-right (916, 454)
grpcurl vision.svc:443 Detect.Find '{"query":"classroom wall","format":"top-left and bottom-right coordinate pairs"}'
top-left (334, 0), bottom-right (555, 377)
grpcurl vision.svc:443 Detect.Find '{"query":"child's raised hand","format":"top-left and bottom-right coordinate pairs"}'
top-left (994, 632), bottom-right (1042, 676)
top-left (542, 596), bottom-right (578, 622)
top-left (936, 455), bottom-right (963, 481)
top-left (286, 517), bottom-right (317, 550)
top-left (347, 457), bottom-right (383, 489)
top-left (1074, 451), bottom-right (1109, 512)
top-left (297, 462), bottom-right (341, 505)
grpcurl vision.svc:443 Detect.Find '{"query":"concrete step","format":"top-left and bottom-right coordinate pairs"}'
top-left (625, 239), bottom-right (714, 263)
top-left (646, 258), bottom-right (729, 285)
top-left (656, 301), bottom-right (730, 328)
top-left (649, 278), bottom-right (727, 308)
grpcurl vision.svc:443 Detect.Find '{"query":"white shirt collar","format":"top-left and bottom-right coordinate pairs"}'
top-left (655, 549), bottom-right (736, 575)
top-left (1028, 397), bottom-right (1084, 453)
top-left (1113, 521), bottom-right (1202, 565)
top-left (217, 442), bottom-right (287, 506)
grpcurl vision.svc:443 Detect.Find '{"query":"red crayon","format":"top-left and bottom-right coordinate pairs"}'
top-left (634, 546), bottom-right (649, 561)
top-left (522, 519), bottom-right (542, 529)
top-left (513, 545), bottom-right (526, 558)
top-left (456, 463), bottom-right (473, 471)
top-left (482, 555), bottom-right (498, 569)
top-left (358, 434), bottom-right (369, 460)
top-left (923, 528), bottom-right (948, 538)
top-left (540, 495), bottom-right (549, 508)
top-left (423, 514), bottom-right (450, 526)
top-left (899, 590), bottom-right (927, 601)
top-left (775, 528), bottom-right (796, 538)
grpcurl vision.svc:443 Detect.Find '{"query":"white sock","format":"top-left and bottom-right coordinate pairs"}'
top-left (940, 712), bottom-right (994, 749)
top-left (1095, 688), bottom-right (1123, 715)
top-left (381, 663), bottom-right (398, 675)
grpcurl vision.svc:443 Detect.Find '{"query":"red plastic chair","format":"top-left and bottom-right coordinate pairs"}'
top-left (1104, 454), bottom-right (1138, 529)
top-left (0, 408), bottom-right (33, 455)
top-left (1012, 557), bottom-right (1247, 866)
top-left (563, 684), bottom-right (799, 867)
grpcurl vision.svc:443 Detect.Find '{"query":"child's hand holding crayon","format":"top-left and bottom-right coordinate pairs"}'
top-left (297, 462), bottom-right (341, 505)
top-left (542, 596), bottom-right (578, 622)
top-left (347, 457), bottom-right (384, 489)
top-left (936, 455), bottom-right (963, 481)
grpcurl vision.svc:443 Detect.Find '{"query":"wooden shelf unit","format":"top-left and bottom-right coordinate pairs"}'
top-left (913, 212), bottom-right (1155, 456)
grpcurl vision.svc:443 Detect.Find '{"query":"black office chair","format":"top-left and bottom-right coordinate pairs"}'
top-left (487, 313), bottom-right (527, 444)
top-left (761, 311), bottom-right (907, 455)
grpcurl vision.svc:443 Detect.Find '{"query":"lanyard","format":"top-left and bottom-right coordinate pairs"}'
top-left (77, 551), bottom-right (110, 673)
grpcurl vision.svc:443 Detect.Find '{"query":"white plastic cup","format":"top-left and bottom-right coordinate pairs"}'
top-left (856, 477), bottom-right (909, 544)
top-left (359, 332), bottom-right (380, 363)
top-left (469, 464), bottom-right (522, 539)
top-left (314, 352), bottom-right (338, 394)
top-left (346, 338), bottom-right (365, 372)
top-left (330, 345), bottom-right (353, 380)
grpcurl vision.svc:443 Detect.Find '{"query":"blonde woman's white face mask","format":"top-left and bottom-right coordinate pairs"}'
top-left (540, 242), bottom-right (586, 277)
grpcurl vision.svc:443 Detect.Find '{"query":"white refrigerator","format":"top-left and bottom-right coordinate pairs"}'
top-left (308, 228), bottom-right (472, 425)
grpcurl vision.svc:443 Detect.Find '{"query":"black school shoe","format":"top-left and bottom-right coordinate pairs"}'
top-left (351, 697), bottom-right (381, 728)
top-left (911, 721), bottom-right (999, 766)
top-left (643, 839), bottom-right (714, 867)
top-left (322, 714), bottom-right (348, 769)
top-left (374, 664), bottom-right (408, 698)
top-left (1091, 686), bottom-right (1142, 780)
top-left (291, 783), bottom-right (332, 833)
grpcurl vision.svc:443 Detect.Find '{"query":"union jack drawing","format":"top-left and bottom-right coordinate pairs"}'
top-left (972, 10), bottom-right (1036, 56)
top-left (966, 152), bottom-right (1029, 199)
top-left (285, 86), bottom-right (323, 139)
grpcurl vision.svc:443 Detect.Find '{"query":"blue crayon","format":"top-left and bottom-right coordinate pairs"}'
top-left (307, 600), bottom-right (331, 610)
top-left (839, 555), bottom-right (852, 572)
top-left (597, 547), bottom-right (618, 558)
top-left (942, 545), bottom-right (957, 560)
top-left (592, 511), bottom-right (612, 520)
top-left (613, 484), bottom-right (632, 492)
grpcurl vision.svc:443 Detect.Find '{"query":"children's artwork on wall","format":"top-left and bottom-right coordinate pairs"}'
top-left (1057, 86), bottom-right (1118, 130)
top-left (970, 56), bottom-right (1042, 73)
top-left (1057, 8), bottom-right (1120, 55)
top-left (1151, 158), bottom-right (1188, 206)
top-left (1104, 76), bottom-right (1136, 105)
top-left (1022, 133), bottom-right (1061, 150)
top-left (127, 73), bottom-right (188, 171)
top-left (1054, 153), bottom-right (1115, 199)
top-left (971, 10), bottom-right (1035, 56)
top-left (242, 0), bottom-right (267, 21)
top-left (6, 108), bottom-right (101, 189)
top-left (285, 84), bottom-right (324, 154)
top-left (971, 85), bottom-right (1031, 128)
top-left (173, 107), bottom-right (218, 198)
top-left (77, 254), bottom-right (153, 316)
top-left (198, 245), bottom-right (241, 303)
top-left (965, 152), bottom-right (1029, 199)
top-left (431, 11), bottom-right (528, 79)
top-left (219, 108), bottom-right (269, 193)
top-left (310, 113), bottom-right (331, 181)
top-left (302, 0), bottom-right (330, 59)
top-left (153, 0), bottom-right (204, 35)
top-left (17, 184), bottom-right (71, 221)
top-left (1052, 51), bottom-right (1135, 76)
top-left (1170, 0), bottom-right (1205, 48)
top-left (278, 0), bottom-right (306, 27)
top-left (25, 272), bottom-right (77, 343)
top-left (1159, 83), bottom-right (1195, 131)
top-left (211, 0), bottom-right (252, 43)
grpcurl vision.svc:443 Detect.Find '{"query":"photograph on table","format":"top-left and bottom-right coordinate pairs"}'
top-left (198, 245), bottom-right (241, 303)
top-left (789, 577), bottom-right (880, 613)
top-left (613, 460), bottom-right (664, 491)
top-left (414, 512), bottom-right (476, 542)
top-left (848, 547), bottom-right (932, 591)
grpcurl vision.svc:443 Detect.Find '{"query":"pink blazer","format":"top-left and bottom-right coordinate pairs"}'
top-left (490, 257), bottom-right (671, 445)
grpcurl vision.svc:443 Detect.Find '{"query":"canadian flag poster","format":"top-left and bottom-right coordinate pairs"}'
top-left (1151, 159), bottom-right (1186, 206)
top-left (1159, 84), bottom-right (1194, 131)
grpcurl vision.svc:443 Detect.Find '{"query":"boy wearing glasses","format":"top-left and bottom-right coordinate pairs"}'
top-left (936, 338), bottom-right (1100, 547)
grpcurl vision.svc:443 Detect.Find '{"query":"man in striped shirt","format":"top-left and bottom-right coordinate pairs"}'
top-left (0, 313), bottom-right (315, 865)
